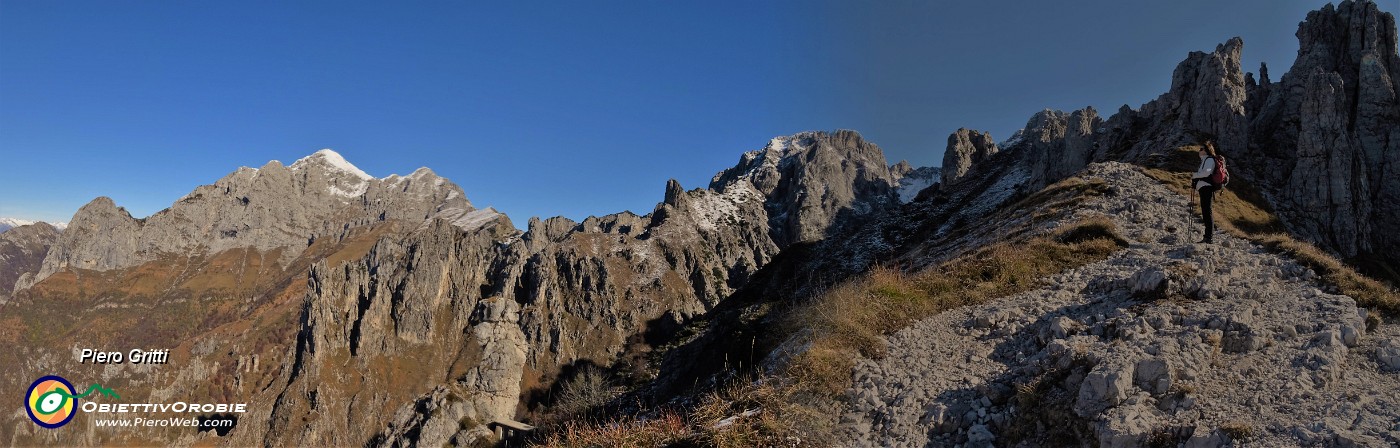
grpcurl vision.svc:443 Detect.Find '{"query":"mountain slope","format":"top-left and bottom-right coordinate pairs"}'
top-left (838, 162), bottom-right (1398, 446)
top-left (0, 222), bottom-right (60, 305)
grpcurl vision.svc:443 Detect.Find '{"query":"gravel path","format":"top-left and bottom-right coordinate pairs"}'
top-left (836, 162), bottom-right (1400, 447)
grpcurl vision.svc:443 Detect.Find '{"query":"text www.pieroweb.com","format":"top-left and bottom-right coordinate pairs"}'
top-left (93, 417), bottom-right (233, 428)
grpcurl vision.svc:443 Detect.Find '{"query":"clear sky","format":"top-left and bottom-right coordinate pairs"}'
top-left (0, 0), bottom-right (1377, 225)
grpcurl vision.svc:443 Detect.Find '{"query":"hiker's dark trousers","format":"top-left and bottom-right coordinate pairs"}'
top-left (1199, 185), bottom-right (1219, 240)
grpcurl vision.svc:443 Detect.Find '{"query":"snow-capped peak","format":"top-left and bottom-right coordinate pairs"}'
top-left (0, 217), bottom-right (67, 233)
top-left (764, 133), bottom-right (820, 157)
top-left (767, 137), bottom-right (788, 153)
top-left (291, 149), bottom-right (374, 181)
top-left (0, 217), bottom-right (35, 228)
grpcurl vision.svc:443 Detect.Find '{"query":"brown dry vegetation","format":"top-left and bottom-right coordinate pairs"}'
top-left (1252, 234), bottom-right (1400, 315)
top-left (781, 216), bottom-right (1128, 397)
top-left (539, 378), bottom-right (808, 448)
top-left (540, 216), bottom-right (1129, 447)
top-left (542, 411), bottom-right (690, 448)
top-left (0, 222), bottom-right (408, 446)
top-left (534, 175), bottom-right (1133, 447)
top-left (1140, 145), bottom-right (1399, 315)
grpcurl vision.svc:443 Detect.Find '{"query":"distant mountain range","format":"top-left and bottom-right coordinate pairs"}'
top-left (0, 217), bottom-right (66, 233)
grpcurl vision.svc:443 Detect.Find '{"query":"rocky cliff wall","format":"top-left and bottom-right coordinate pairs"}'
top-left (0, 222), bottom-right (59, 304)
top-left (1249, 0), bottom-right (1400, 263)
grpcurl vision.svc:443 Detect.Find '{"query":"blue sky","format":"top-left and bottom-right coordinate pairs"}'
top-left (0, 1), bottom-right (1367, 224)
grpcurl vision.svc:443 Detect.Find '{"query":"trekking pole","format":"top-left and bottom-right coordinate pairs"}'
top-left (1192, 180), bottom-right (1198, 234)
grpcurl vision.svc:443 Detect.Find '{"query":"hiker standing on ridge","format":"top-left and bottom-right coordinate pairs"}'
top-left (1191, 141), bottom-right (1228, 244)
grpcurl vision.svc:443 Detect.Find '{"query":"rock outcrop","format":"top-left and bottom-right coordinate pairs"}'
top-left (254, 215), bottom-right (519, 447)
top-left (1019, 108), bottom-right (1103, 189)
top-left (1284, 69), bottom-right (1376, 255)
top-left (1089, 37), bottom-right (1249, 167)
top-left (950, 36), bottom-right (1245, 186)
top-left (710, 130), bottom-right (899, 246)
top-left (1159, 37), bottom-right (1248, 154)
top-left (940, 128), bottom-right (998, 186)
top-left (0, 222), bottom-right (60, 304)
top-left (1248, 0), bottom-right (1400, 264)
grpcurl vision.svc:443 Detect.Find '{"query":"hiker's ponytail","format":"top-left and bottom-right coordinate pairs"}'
top-left (1203, 140), bottom-right (1219, 158)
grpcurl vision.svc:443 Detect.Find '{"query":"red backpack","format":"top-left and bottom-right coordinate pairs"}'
top-left (1209, 156), bottom-right (1230, 186)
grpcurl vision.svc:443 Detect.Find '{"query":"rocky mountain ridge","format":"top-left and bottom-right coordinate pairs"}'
top-left (2, 130), bottom-right (904, 446)
top-left (928, 0), bottom-right (1397, 281)
top-left (18, 149), bottom-right (473, 291)
top-left (1, 2), bottom-right (1396, 447)
top-left (259, 130), bottom-right (904, 446)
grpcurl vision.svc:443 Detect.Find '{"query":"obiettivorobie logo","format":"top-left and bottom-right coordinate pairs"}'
top-left (25, 375), bottom-right (120, 429)
top-left (25, 374), bottom-right (247, 430)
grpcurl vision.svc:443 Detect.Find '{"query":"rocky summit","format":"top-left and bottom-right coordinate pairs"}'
top-left (1, 1), bottom-right (1398, 447)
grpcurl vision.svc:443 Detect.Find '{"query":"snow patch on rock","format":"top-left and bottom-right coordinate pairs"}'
top-left (293, 149), bottom-right (373, 180)
top-left (433, 207), bottom-right (501, 232)
top-left (688, 184), bottom-right (761, 232)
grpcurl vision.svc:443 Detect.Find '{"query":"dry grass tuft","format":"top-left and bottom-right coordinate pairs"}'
top-left (1218, 421), bottom-right (1256, 442)
top-left (537, 378), bottom-right (808, 448)
top-left (1253, 234), bottom-right (1400, 315)
top-left (688, 379), bottom-right (811, 448)
top-left (541, 411), bottom-right (689, 448)
top-left (550, 366), bottom-right (620, 419)
top-left (1202, 331), bottom-right (1224, 353)
top-left (782, 217), bottom-right (1128, 396)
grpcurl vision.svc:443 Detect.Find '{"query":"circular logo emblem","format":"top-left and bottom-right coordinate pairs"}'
top-left (26, 376), bottom-right (77, 428)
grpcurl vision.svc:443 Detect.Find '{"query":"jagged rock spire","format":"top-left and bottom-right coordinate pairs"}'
top-left (941, 128), bottom-right (998, 186)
